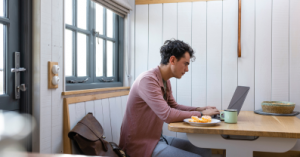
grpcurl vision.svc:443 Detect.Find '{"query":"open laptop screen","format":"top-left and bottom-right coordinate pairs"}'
top-left (227, 86), bottom-right (250, 115)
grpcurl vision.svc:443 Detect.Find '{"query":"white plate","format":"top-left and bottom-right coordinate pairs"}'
top-left (183, 118), bottom-right (221, 127)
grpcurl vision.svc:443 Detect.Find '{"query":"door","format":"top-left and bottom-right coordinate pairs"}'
top-left (0, 0), bottom-right (24, 111)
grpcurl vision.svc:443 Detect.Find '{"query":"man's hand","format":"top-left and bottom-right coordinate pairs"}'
top-left (206, 106), bottom-right (216, 109)
top-left (201, 108), bottom-right (220, 116)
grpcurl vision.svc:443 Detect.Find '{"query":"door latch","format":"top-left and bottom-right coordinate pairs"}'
top-left (11, 52), bottom-right (27, 99)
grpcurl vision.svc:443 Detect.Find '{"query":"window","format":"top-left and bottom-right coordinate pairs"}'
top-left (65, 0), bottom-right (124, 90)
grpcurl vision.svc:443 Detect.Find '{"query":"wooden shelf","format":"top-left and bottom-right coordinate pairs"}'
top-left (62, 86), bottom-right (130, 96)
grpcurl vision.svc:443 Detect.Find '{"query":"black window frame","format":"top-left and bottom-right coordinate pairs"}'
top-left (65, 0), bottom-right (124, 91)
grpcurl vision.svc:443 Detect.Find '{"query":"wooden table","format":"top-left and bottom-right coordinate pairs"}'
top-left (168, 111), bottom-right (300, 157)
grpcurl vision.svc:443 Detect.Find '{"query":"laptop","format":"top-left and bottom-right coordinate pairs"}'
top-left (212, 86), bottom-right (250, 120)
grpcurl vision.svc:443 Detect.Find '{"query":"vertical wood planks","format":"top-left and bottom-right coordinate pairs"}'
top-left (121, 95), bottom-right (128, 118)
top-left (163, 3), bottom-right (177, 101)
top-left (148, 4), bottom-right (162, 70)
top-left (177, 2), bottom-right (192, 107)
top-left (207, 0), bottom-right (222, 110)
top-left (109, 97), bottom-right (123, 144)
top-left (290, 0), bottom-right (300, 115)
top-left (68, 104), bottom-right (77, 130)
top-left (94, 100), bottom-right (105, 129)
top-left (272, 0), bottom-right (289, 101)
top-left (162, 3), bottom-right (178, 138)
top-left (75, 102), bottom-right (86, 122)
top-left (255, 0), bottom-right (272, 110)
top-left (101, 98), bottom-right (113, 142)
top-left (85, 101), bottom-right (95, 115)
top-left (290, 0), bottom-right (300, 151)
top-left (222, 0), bottom-right (238, 109)
top-left (135, 5), bottom-right (149, 79)
top-left (238, 0), bottom-right (255, 111)
top-left (191, 1), bottom-right (207, 108)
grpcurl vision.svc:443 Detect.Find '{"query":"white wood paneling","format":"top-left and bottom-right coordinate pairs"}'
top-left (94, 100), bottom-right (105, 129)
top-left (75, 102), bottom-right (86, 122)
top-left (101, 98), bottom-right (113, 142)
top-left (69, 104), bottom-right (78, 130)
top-left (162, 3), bottom-right (178, 138)
top-left (255, 0), bottom-right (272, 110)
top-left (129, 0), bottom-right (135, 84)
top-left (163, 3), bottom-right (177, 101)
top-left (110, 97), bottom-right (123, 144)
top-left (238, 0), bottom-right (255, 111)
top-left (135, 5), bottom-right (149, 78)
top-left (222, 0), bottom-right (238, 110)
top-left (176, 2), bottom-right (192, 140)
top-left (148, 4), bottom-right (162, 70)
top-left (191, 1), bottom-right (207, 108)
top-left (207, 0), bottom-right (223, 110)
top-left (121, 95), bottom-right (128, 118)
top-left (68, 104), bottom-right (77, 154)
top-left (85, 101), bottom-right (95, 115)
top-left (290, 0), bottom-right (300, 115)
top-left (177, 2), bottom-right (192, 107)
top-left (272, 0), bottom-right (289, 101)
top-left (290, 0), bottom-right (300, 151)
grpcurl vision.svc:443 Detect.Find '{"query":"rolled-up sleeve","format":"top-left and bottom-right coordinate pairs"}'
top-left (138, 77), bottom-right (201, 123)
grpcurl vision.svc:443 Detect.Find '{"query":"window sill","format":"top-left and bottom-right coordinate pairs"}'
top-left (63, 84), bottom-right (130, 96)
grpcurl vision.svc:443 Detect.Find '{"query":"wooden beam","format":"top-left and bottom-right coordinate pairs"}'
top-left (238, 0), bottom-right (241, 57)
top-left (136, 0), bottom-right (220, 5)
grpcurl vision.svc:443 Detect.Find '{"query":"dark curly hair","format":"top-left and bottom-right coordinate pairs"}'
top-left (160, 39), bottom-right (195, 65)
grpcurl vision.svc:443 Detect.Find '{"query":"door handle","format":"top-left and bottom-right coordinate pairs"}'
top-left (11, 67), bottom-right (26, 73)
top-left (13, 52), bottom-right (27, 99)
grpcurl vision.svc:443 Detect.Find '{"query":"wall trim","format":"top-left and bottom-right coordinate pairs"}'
top-left (62, 86), bottom-right (130, 96)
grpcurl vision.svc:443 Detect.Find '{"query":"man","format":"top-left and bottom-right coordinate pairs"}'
top-left (119, 39), bottom-right (220, 157)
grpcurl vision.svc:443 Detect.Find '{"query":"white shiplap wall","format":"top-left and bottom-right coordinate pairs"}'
top-left (133, 0), bottom-right (300, 149)
top-left (33, 0), bottom-right (64, 153)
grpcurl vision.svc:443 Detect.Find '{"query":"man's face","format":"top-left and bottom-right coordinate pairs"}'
top-left (170, 52), bottom-right (190, 79)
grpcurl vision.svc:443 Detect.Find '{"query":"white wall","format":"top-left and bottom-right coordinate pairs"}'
top-left (33, 0), bottom-right (64, 153)
top-left (133, 0), bottom-right (300, 149)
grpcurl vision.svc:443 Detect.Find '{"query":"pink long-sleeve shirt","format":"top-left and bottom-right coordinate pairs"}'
top-left (119, 66), bottom-right (201, 157)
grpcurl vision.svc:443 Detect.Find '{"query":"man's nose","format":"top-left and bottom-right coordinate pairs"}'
top-left (185, 66), bottom-right (189, 72)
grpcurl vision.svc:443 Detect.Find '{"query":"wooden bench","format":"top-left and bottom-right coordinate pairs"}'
top-left (63, 90), bottom-right (129, 154)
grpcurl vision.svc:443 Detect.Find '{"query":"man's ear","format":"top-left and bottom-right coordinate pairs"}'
top-left (169, 56), bottom-right (176, 65)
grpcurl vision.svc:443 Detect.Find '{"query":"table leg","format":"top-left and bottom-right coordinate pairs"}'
top-left (186, 133), bottom-right (297, 157)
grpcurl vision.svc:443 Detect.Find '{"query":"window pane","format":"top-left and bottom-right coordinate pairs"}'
top-left (106, 41), bottom-right (113, 77)
top-left (0, 0), bottom-right (3, 17)
top-left (77, 33), bottom-right (87, 77)
top-left (96, 38), bottom-right (103, 77)
top-left (65, 29), bottom-right (73, 76)
top-left (65, 0), bottom-right (73, 25)
top-left (106, 9), bottom-right (114, 38)
top-left (77, 0), bottom-right (87, 30)
top-left (96, 4), bottom-right (103, 35)
top-left (0, 24), bottom-right (3, 94)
